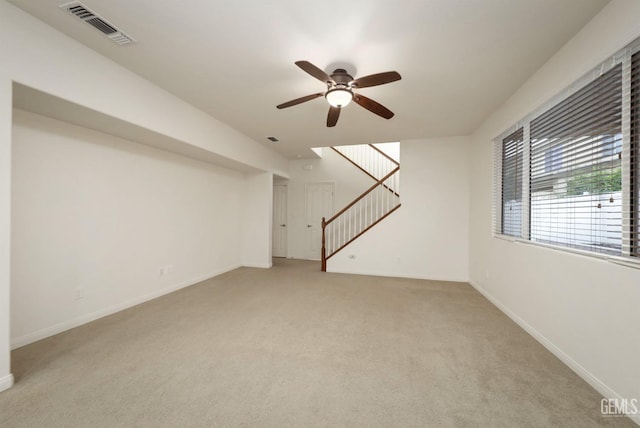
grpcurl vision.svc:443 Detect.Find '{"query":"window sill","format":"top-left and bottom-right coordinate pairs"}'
top-left (493, 233), bottom-right (518, 243)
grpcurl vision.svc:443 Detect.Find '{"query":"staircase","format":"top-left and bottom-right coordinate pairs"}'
top-left (321, 144), bottom-right (401, 271)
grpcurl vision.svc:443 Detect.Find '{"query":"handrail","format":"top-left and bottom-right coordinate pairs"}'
top-left (324, 166), bottom-right (400, 225)
top-left (368, 143), bottom-right (399, 166)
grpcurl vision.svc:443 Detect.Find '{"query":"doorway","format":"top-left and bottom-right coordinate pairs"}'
top-left (305, 182), bottom-right (334, 260)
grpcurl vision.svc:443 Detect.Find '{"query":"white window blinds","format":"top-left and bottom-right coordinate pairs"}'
top-left (501, 128), bottom-right (524, 237)
top-left (631, 52), bottom-right (640, 256)
top-left (529, 65), bottom-right (622, 255)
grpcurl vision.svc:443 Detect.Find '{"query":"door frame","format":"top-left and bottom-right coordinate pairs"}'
top-left (272, 184), bottom-right (288, 258)
top-left (304, 181), bottom-right (335, 260)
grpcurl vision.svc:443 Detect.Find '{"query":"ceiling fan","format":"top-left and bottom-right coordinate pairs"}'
top-left (277, 61), bottom-right (401, 127)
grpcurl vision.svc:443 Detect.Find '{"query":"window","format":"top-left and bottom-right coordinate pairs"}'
top-left (501, 128), bottom-right (523, 237)
top-left (494, 36), bottom-right (640, 263)
top-left (530, 65), bottom-right (622, 255)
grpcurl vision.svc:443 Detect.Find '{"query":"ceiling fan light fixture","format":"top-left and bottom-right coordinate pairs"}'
top-left (277, 61), bottom-right (401, 127)
top-left (325, 88), bottom-right (353, 108)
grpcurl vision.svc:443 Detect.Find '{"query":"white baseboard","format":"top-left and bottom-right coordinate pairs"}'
top-left (327, 266), bottom-right (468, 283)
top-left (469, 280), bottom-right (640, 426)
top-left (11, 263), bottom-right (241, 350)
top-left (0, 373), bottom-right (14, 393)
top-left (242, 263), bottom-right (272, 269)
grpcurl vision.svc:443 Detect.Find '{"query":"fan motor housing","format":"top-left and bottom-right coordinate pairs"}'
top-left (330, 69), bottom-right (354, 86)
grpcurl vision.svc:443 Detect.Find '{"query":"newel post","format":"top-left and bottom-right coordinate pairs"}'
top-left (321, 217), bottom-right (327, 272)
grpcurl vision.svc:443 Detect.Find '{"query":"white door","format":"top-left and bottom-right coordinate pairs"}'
top-left (305, 182), bottom-right (334, 260)
top-left (272, 185), bottom-right (287, 258)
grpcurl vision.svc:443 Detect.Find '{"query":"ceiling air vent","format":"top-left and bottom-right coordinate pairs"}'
top-left (59, 1), bottom-right (136, 45)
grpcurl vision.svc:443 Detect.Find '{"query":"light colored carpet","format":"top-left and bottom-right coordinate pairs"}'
top-left (0, 259), bottom-right (634, 427)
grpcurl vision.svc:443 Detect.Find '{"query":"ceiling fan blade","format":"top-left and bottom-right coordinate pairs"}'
top-left (327, 106), bottom-right (341, 127)
top-left (295, 61), bottom-right (334, 84)
top-left (352, 71), bottom-right (401, 88)
top-left (276, 92), bottom-right (324, 109)
top-left (353, 94), bottom-right (394, 119)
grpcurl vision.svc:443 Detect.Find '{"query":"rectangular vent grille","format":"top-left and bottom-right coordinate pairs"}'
top-left (59, 1), bottom-right (136, 45)
top-left (86, 17), bottom-right (117, 35)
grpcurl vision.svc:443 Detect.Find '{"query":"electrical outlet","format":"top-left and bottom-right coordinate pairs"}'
top-left (74, 287), bottom-right (84, 300)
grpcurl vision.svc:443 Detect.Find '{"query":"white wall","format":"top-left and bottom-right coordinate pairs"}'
top-left (10, 109), bottom-right (245, 348)
top-left (328, 137), bottom-right (470, 282)
top-left (469, 0), bottom-right (640, 420)
top-left (242, 172), bottom-right (274, 268)
top-left (0, 0), bottom-right (287, 391)
top-left (286, 148), bottom-right (374, 259)
top-left (0, 1), bottom-right (287, 176)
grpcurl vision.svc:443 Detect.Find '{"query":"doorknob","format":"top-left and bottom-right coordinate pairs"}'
top-left (280, 224), bottom-right (286, 227)
top-left (307, 225), bottom-right (312, 228)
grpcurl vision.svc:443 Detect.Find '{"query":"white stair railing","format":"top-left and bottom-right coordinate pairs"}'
top-left (321, 167), bottom-right (400, 270)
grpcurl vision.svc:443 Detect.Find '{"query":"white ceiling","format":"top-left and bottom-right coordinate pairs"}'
top-left (8, 0), bottom-right (609, 159)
